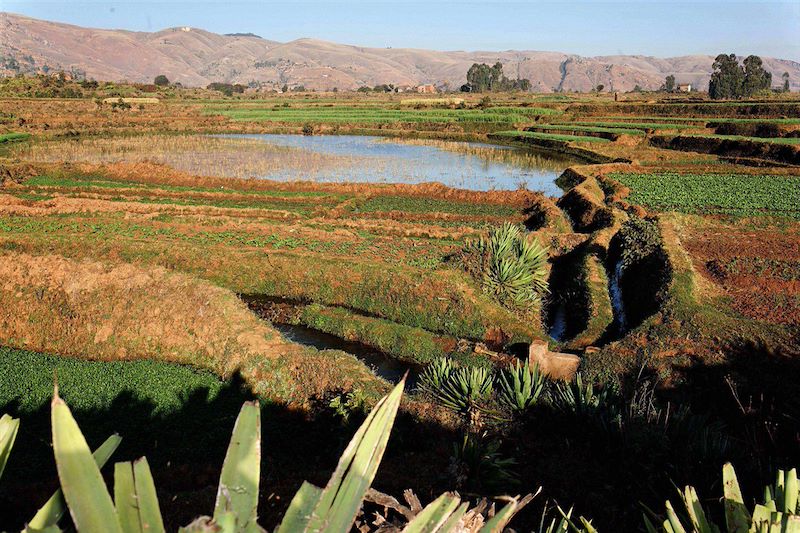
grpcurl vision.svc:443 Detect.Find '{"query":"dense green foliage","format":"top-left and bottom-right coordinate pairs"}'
top-left (0, 347), bottom-right (227, 414)
top-left (709, 53), bottom-right (772, 99)
top-left (610, 171), bottom-right (800, 219)
top-left (528, 124), bottom-right (646, 136)
top-left (464, 62), bottom-right (530, 92)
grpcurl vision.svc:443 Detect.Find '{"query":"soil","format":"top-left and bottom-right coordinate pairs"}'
top-left (683, 219), bottom-right (800, 325)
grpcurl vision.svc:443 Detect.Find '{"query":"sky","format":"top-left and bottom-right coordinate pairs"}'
top-left (3, 0), bottom-right (800, 60)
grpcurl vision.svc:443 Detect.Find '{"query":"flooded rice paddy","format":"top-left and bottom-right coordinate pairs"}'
top-left (17, 133), bottom-right (574, 194)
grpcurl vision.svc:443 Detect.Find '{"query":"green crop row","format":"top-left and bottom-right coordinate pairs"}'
top-left (562, 121), bottom-right (692, 131)
top-left (529, 124), bottom-right (646, 136)
top-left (494, 130), bottom-right (611, 143)
top-left (352, 195), bottom-right (519, 217)
top-left (205, 106), bottom-right (561, 124)
top-left (676, 133), bottom-right (800, 145)
top-left (609, 171), bottom-right (800, 219)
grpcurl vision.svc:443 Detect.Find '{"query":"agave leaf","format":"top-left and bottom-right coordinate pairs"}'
top-left (480, 495), bottom-right (535, 533)
top-left (0, 413), bottom-right (20, 479)
top-left (51, 390), bottom-right (122, 533)
top-left (723, 463), bottom-right (750, 533)
top-left (303, 378), bottom-right (405, 532)
top-left (401, 493), bottom-right (462, 532)
top-left (275, 482), bottom-right (322, 533)
top-left (665, 501), bottom-right (687, 533)
top-left (28, 434), bottom-right (122, 530)
top-left (133, 458), bottom-right (166, 533)
top-left (115, 462), bottom-right (142, 533)
top-left (786, 469), bottom-right (799, 514)
top-left (214, 401), bottom-right (261, 530)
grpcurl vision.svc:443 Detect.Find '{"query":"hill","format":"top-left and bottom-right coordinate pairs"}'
top-left (1, 12), bottom-right (798, 92)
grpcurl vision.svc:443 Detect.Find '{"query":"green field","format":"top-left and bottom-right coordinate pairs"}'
top-left (610, 171), bottom-right (800, 218)
top-left (677, 133), bottom-right (800, 145)
top-left (204, 105), bottom-right (562, 124)
top-left (527, 123), bottom-right (646, 136)
top-left (494, 130), bottom-right (611, 143)
top-left (562, 120), bottom-right (693, 131)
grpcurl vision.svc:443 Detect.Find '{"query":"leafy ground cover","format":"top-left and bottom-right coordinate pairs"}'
top-left (527, 123), bottom-right (646, 136)
top-left (561, 120), bottom-right (694, 131)
top-left (609, 171), bottom-right (800, 219)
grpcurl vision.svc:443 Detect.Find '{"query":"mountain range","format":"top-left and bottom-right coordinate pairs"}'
top-left (2, 12), bottom-right (799, 92)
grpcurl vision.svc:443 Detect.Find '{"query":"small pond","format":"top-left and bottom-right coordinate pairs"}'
top-left (18, 133), bottom-right (575, 195)
top-left (217, 134), bottom-right (574, 194)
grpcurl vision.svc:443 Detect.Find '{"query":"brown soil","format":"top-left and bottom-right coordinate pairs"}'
top-left (682, 220), bottom-right (800, 325)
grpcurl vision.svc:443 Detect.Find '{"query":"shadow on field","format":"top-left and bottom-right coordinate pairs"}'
top-left (0, 371), bottom-right (462, 531)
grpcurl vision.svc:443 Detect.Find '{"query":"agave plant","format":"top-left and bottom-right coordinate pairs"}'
top-left (5, 379), bottom-right (534, 533)
top-left (439, 365), bottom-right (494, 414)
top-left (497, 361), bottom-right (545, 413)
top-left (644, 463), bottom-right (800, 533)
top-left (0, 414), bottom-right (19, 481)
top-left (551, 373), bottom-right (613, 418)
top-left (419, 357), bottom-right (455, 396)
top-left (464, 222), bottom-right (549, 309)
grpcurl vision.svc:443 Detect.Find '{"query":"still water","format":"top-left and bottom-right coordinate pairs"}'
top-left (220, 134), bottom-right (574, 195)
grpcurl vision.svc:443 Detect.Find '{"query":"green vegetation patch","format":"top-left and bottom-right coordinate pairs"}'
top-left (562, 121), bottom-right (691, 131)
top-left (0, 132), bottom-right (31, 143)
top-left (353, 195), bottom-right (519, 217)
top-left (610, 171), bottom-right (800, 219)
top-left (530, 124), bottom-right (646, 136)
top-left (205, 105), bottom-right (561, 125)
top-left (494, 131), bottom-right (611, 144)
top-left (0, 346), bottom-right (229, 415)
top-left (676, 133), bottom-right (800, 145)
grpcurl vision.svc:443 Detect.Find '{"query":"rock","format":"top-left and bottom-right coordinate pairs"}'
top-left (528, 340), bottom-right (580, 381)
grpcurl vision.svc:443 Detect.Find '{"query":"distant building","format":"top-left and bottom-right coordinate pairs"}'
top-left (677, 84), bottom-right (692, 93)
top-left (416, 84), bottom-right (437, 94)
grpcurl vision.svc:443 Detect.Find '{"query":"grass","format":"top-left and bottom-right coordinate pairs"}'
top-left (560, 121), bottom-right (692, 131)
top-left (674, 133), bottom-right (800, 145)
top-left (0, 132), bottom-right (30, 143)
top-left (204, 105), bottom-right (562, 125)
top-left (610, 171), bottom-right (800, 219)
top-left (527, 124), bottom-right (646, 136)
top-left (353, 195), bottom-right (520, 217)
top-left (493, 130), bottom-right (611, 144)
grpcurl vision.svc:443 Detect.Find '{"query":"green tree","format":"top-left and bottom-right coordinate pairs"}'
top-left (742, 55), bottom-right (772, 96)
top-left (466, 63), bottom-right (492, 92)
top-left (664, 74), bottom-right (675, 92)
top-left (466, 62), bottom-right (529, 92)
top-left (783, 71), bottom-right (790, 92)
top-left (708, 53), bottom-right (744, 99)
top-left (153, 74), bottom-right (169, 87)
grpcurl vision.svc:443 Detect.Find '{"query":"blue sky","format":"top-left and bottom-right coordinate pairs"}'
top-left (4, 1), bottom-right (800, 60)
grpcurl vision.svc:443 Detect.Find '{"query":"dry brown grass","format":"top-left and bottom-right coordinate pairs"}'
top-left (0, 251), bottom-right (387, 404)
